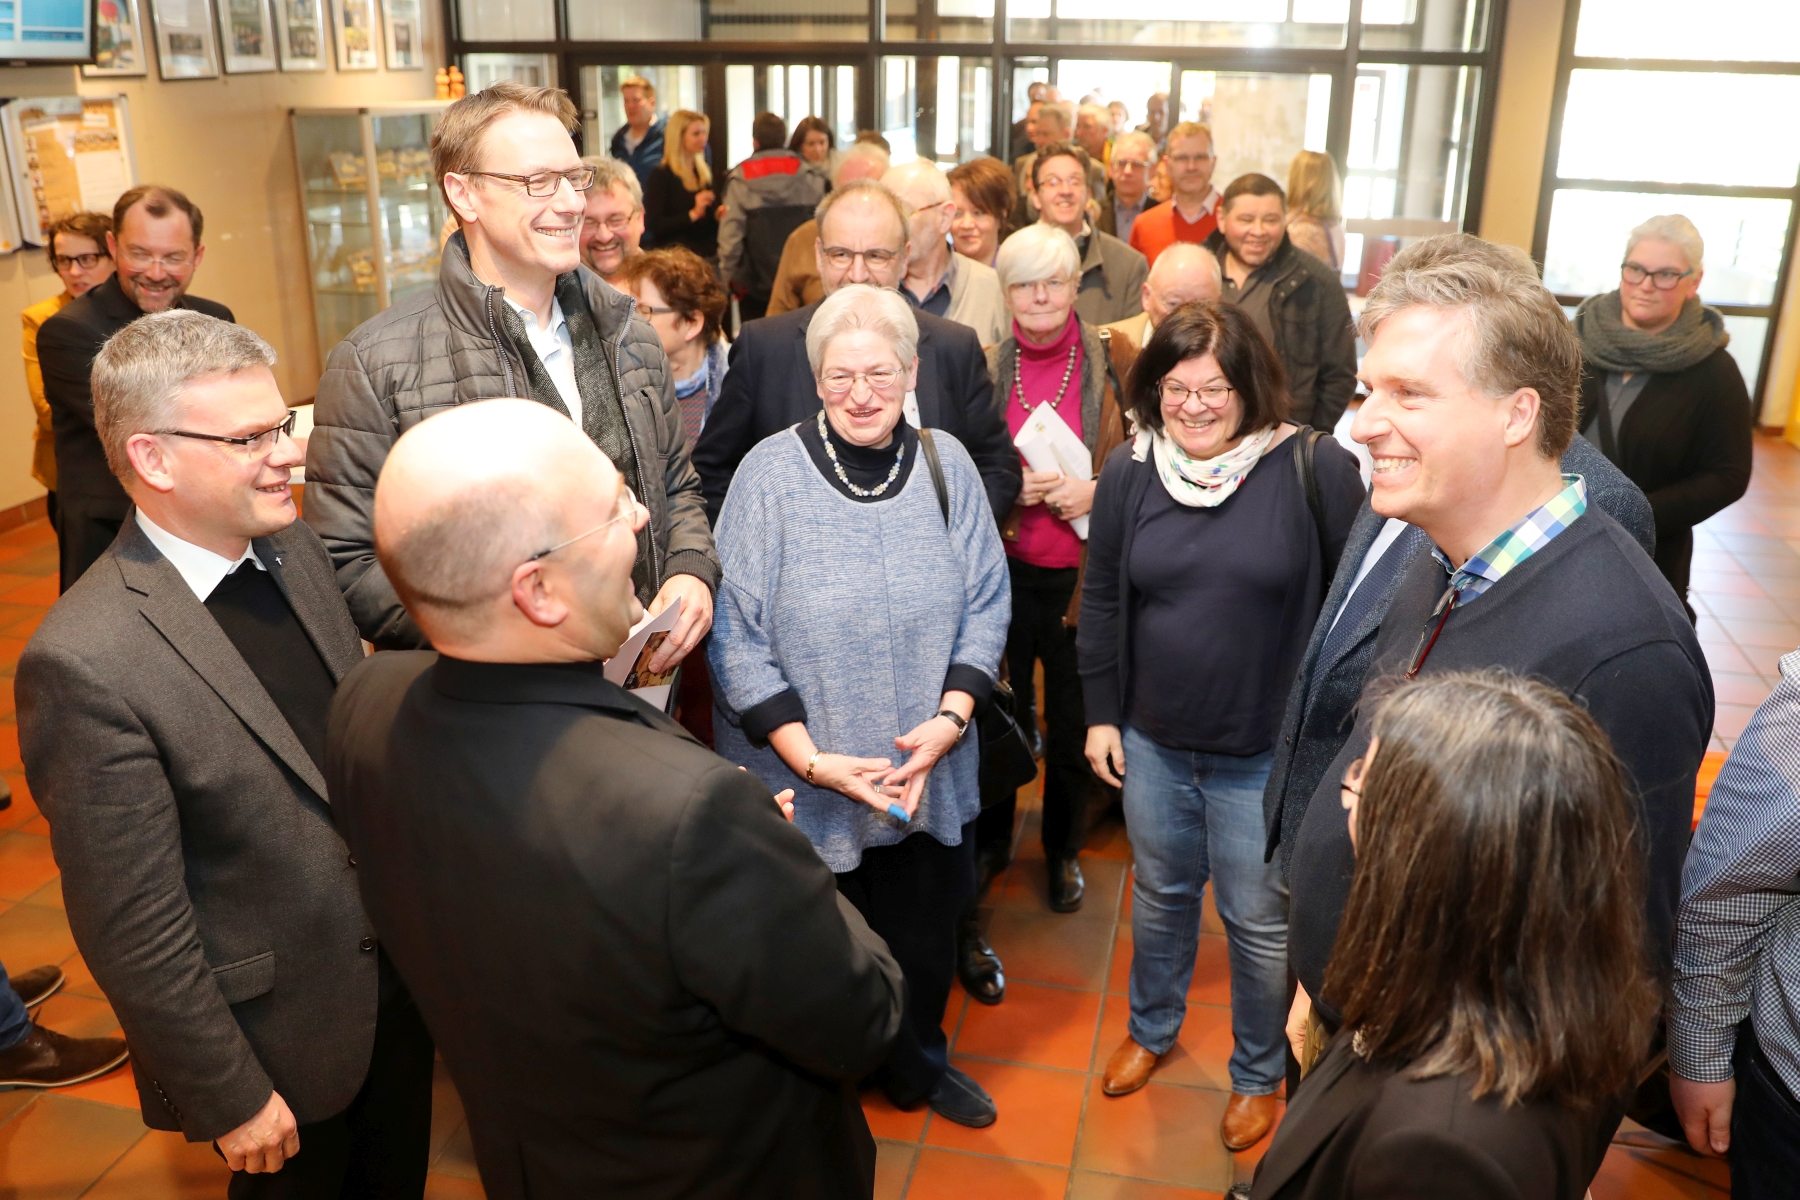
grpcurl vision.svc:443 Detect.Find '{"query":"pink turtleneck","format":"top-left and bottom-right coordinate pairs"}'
top-left (1006, 314), bottom-right (1085, 569)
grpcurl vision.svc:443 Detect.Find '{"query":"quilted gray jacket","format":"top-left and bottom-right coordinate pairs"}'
top-left (306, 232), bottom-right (718, 649)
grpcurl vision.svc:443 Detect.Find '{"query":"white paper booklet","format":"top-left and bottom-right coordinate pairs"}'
top-left (1013, 402), bottom-right (1092, 539)
top-left (602, 597), bottom-right (683, 712)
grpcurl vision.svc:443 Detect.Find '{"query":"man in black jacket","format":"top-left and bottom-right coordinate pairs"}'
top-left (1203, 173), bottom-right (1357, 432)
top-left (693, 179), bottom-right (1021, 524)
top-left (330, 399), bottom-right (905, 1200)
top-left (38, 185), bottom-right (232, 592)
top-left (1283, 236), bottom-right (1712, 1068)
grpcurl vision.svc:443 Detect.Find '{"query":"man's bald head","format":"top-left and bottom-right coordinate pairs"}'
top-left (375, 400), bottom-right (636, 656)
top-left (1142, 243), bottom-right (1223, 325)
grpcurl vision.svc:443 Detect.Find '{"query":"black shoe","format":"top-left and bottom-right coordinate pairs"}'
top-left (957, 914), bottom-right (1005, 1006)
top-left (0, 1024), bottom-right (129, 1088)
top-left (1048, 854), bottom-right (1085, 913)
top-left (929, 1065), bottom-right (997, 1128)
top-left (10, 965), bottom-right (64, 1010)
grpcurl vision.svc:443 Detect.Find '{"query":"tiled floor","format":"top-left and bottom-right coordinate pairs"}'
top-left (6, 435), bottom-right (1796, 1196)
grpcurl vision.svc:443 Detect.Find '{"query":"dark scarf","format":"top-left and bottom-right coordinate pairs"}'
top-left (1573, 291), bottom-right (1727, 375)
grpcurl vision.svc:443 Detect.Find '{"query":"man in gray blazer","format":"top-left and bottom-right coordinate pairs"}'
top-left (16, 311), bottom-right (432, 1198)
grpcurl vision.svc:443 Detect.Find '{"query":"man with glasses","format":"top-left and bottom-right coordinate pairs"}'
top-left (882, 159), bottom-right (1006, 346)
top-left (1128, 121), bottom-right (1222, 267)
top-left (37, 185), bottom-right (232, 591)
top-left (692, 179), bottom-right (1020, 524)
top-left (1096, 131), bottom-right (1157, 245)
top-left (577, 156), bottom-right (645, 285)
top-left (309, 82), bottom-right (718, 682)
top-left (18, 310), bottom-right (436, 1198)
top-left (1029, 140), bottom-right (1148, 326)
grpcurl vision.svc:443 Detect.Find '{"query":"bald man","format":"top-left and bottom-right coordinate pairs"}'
top-left (327, 400), bottom-right (904, 1200)
top-left (766, 146), bottom-right (892, 318)
top-left (1101, 241), bottom-right (1223, 357)
top-left (884, 160), bottom-right (1006, 346)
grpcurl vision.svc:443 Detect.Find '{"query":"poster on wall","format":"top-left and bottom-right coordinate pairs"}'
top-left (275, 0), bottom-right (326, 70)
top-left (217, 0), bottom-right (277, 72)
top-left (329, 0), bottom-right (378, 71)
top-left (85, 0), bottom-right (150, 76)
top-left (0, 96), bottom-right (139, 246)
top-left (378, 0), bottom-right (419, 69)
top-left (149, 0), bottom-right (221, 78)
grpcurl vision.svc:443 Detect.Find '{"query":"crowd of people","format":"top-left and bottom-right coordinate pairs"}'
top-left (1, 72), bottom-right (1791, 1200)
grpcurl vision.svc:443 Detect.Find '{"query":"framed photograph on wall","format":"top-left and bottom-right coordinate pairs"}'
top-left (217, 0), bottom-right (277, 72)
top-left (149, 0), bottom-right (221, 79)
top-left (329, 0), bottom-right (379, 71)
top-left (85, 0), bottom-right (150, 76)
top-left (274, 0), bottom-right (326, 70)
top-left (378, 0), bottom-right (420, 69)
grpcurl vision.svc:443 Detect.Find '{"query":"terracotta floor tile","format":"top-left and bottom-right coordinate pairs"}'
top-left (874, 1138), bottom-right (917, 1200)
top-left (428, 1059), bottom-right (466, 1163)
top-left (0, 771), bottom-right (40, 833)
top-left (0, 898), bottom-right (77, 967)
top-left (0, 830), bottom-right (59, 901)
top-left (995, 854), bottom-right (1126, 923)
top-left (56, 952), bottom-right (104, 1000)
top-left (0, 1091), bottom-right (151, 1195)
top-left (0, 721), bottom-right (19, 771)
top-left (1589, 1143), bottom-right (1723, 1200)
top-left (1069, 1171), bottom-right (1228, 1199)
top-left (924, 1057), bottom-right (1086, 1166)
top-left (32, 991), bottom-right (120, 1039)
top-left (0, 573), bottom-right (35, 600)
top-left (1083, 816), bottom-right (1134, 862)
top-left (942, 989), bottom-right (967, 1042)
top-left (985, 908), bottom-right (1114, 991)
top-left (862, 1086), bottom-right (929, 1142)
top-left (53, 1060), bottom-right (141, 1110)
top-left (1, 612), bottom-right (43, 640)
top-left (1095, 993), bottom-right (1234, 1093)
top-left (81, 1129), bottom-right (228, 1199)
top-left (23, 875), bottom-right (61, 910)
top-left (424, 1173), bottom-right (489, 1200)
top-left (0, 574), bottom-right (58, 607)
top-left (906, 1147), bottom-right (1069, 1199)
top-left (955, 981), bottom-right (1101, 1071)
top-left (434, 1120), bottom-right (482, 1180)
top-left (1075, 1078), bottom-right (1234, 1190)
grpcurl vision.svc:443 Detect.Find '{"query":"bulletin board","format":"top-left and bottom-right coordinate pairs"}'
top-left (0, 95), bottom-right (139, 246)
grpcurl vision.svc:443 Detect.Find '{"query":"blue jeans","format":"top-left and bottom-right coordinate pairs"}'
top-left (0, 960), bottom-right (31, 1051)
top-left (1121, 725), bottom-right (1287, 1095)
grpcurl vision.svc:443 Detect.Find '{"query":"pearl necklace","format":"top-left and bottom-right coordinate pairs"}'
top-left (1012, 341), bottom-right (1079, 413)
top-left (817, 410), bottom-right (905, 498)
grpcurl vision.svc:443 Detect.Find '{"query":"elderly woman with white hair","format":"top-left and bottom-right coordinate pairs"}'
top-left (1574, 214), bottom-right (1752, 616)
top-left (708, 283), bottom-right (1011, 1130)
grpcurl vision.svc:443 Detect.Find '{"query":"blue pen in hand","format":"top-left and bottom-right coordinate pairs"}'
top-left (887, 803), bottom-right (910, 823)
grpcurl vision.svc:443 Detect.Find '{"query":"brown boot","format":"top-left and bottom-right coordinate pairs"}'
top-left (0, 1025), bottom-right (129, 1088)
top-left (1102, 1036), bottom-right (1162, 1096)
top-left (1220, 1091), bottom-right (1280, 1150)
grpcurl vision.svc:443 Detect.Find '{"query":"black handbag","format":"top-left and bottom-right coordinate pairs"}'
top-left (918, 429), bottom-right (1040, 808)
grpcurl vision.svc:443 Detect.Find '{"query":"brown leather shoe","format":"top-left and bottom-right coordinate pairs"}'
top-left (0, 1025), bottom-right (129, 1088)
top-left (1220, 1091), bottom-right (1280, 1150)
top-left (9, 964), bottom-right (64, 1010)
top-left (1102, 1036), bottom-right (1162, 1096)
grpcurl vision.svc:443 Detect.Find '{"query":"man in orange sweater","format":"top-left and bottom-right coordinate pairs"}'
top-left (1128, 121), bottom-right (1221, 266)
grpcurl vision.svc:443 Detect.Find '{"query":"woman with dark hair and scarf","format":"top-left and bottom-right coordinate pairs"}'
top-left (1575, 214), bottom-right (1752, 616)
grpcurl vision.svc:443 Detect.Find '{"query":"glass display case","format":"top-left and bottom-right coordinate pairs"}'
top-left (291, 103), bottom-right (451, 367)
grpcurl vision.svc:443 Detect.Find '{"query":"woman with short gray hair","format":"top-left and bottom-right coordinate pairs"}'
top-left (708, 283), bottom-right (1011, 1130)
top-left (1574, 214), bottom-right (1752, 617)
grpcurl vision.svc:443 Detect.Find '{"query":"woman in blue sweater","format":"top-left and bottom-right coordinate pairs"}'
top-left (708, 284), bottom-right (1011, 1130)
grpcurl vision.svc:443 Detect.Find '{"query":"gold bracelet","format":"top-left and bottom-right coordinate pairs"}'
top-left (806, 750), bottom-right (823, 786)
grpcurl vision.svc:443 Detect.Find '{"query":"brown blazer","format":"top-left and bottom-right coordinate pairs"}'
top-left (765, 218), bottom-right (824, 317)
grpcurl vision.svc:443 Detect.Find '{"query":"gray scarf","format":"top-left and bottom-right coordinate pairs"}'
top-left (1573, 290), bottom-right (1727, 375)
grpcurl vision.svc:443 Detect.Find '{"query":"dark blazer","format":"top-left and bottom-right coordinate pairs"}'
top-left (1262, 435), bottom-right (1658, 873)
top-left (1578, 346), bottom-right (1752, 596)
top-left (327, 652), bottom-right (906, 1200)
top-left (15, 516), bottom-right (376, 1142)
top-left (37, 275), bottom-right (234, 516)
top-left (1250, 1039), bottom-right (1618, 1200)
top-left (692, 300), bottom-right (1022, 523)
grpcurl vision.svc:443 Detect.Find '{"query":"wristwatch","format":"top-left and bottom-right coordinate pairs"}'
top-left (935, 709), bottom-right (969, 740)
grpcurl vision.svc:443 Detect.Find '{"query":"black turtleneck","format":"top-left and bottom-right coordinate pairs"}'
top-left (798, 413), bottom-right (920, 502)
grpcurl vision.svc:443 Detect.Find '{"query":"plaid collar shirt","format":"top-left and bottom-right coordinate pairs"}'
top-left (1430, 475), bottom-right (1588, 605)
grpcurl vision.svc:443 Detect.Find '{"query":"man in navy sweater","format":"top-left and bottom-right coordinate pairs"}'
top-left (1284, 234), bottom-right (1713, 1051)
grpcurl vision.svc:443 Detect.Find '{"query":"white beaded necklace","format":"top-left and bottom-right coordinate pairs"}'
top-left (1012, 340), bottom-right (1079, 413)
top-left (817, 410), bottom-right (905, 498)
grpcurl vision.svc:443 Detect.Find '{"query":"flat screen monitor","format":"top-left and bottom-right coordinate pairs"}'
top-left (0, 0), bottom-right (90, 63)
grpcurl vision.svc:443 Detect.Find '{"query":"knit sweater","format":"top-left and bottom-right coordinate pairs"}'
top-left (708, 425), bottom-right (1011, 872)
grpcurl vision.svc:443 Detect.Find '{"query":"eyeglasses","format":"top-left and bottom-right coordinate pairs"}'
top-left (1621, 262), bottom-right (1695, 290)
top-left (156, 410), bottom-right (297, 455)
top-left (1008, 277), bottom-right (1073, 297)
top-left (1111, 159), bottom-right (1151, 172)
top-left (1037, 174), bottom-right (1087, 192)
top-left (1340, 754), bottom-right (1368, 801)
top-left (122, 246), bottom-right (193, 271)
top-left (53, 252), bottom-right (109, 270)
top-left (466, 166), bottom-right (598, 198)
top-left (1160, 380), bottom-right (1234, 407)
top-left (636, 303), bottom-right (678, 316)
top-left (1167, 153), bottom-right (1215, 167)
top-left (525, 487), bottom-right (644, 563)
top-left (585, 211), bottom-right (639, 234)
top-left (820, 367), bottom-right (903, 393)
top-left (821, 246), bottom-right (902, 268)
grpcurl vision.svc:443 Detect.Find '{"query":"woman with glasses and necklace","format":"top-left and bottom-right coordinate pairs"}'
top-left (1078, 300), bottom-right (1363, 1151)
top-left (1574, 214), bottom-right (1751, 619)
top-left (708, 284), bottom-right (1011, 1130)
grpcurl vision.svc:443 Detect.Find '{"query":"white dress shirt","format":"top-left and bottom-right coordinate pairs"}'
top-left (1324, 517), bottom-right (1409, 637)
top-left (136, 510), bottom-right (265, 602)
top-left (506, 295), bottom-right (582, 428)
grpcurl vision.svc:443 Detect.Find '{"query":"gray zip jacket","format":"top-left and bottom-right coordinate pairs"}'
top-left (306, 231), bottom-right (719, 649)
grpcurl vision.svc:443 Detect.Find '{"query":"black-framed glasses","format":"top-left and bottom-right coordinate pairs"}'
top-left (53, 251), bottom-right (109, 270)
top-left (157, 410), bottom-right (297, 455)
top-left (1621, 262), bottom-right (1695, 290)
top-left (525, 488), bottom-right (644, 563)
top-left (466, 166), bottom-right (598, 198)
top-left (1160, 380), bottom-right (1234, 407)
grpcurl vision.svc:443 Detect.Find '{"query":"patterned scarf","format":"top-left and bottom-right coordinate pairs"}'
top-left (1132, 424), bottom-right (1277, 508)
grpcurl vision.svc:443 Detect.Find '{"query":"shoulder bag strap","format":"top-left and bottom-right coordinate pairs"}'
top-left (1291, 427), bottom-right (1333, 600)
top-left (919, 427), bottom-right (950, 527)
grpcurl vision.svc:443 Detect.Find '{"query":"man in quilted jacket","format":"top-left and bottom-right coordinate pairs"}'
top-left (307, 82), bottom-right (717, 663)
